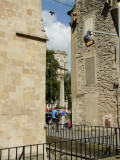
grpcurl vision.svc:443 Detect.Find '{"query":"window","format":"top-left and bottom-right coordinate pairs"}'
top-left (57, 56), bottom-right (60, 62)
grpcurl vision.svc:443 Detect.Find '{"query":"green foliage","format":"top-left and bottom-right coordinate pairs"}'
top-left (46, 49), bottom-right (72, 108)
top-left (64, 72), bottom-right (72, 109)
top-left (46, 49), bottom-right (60, 104)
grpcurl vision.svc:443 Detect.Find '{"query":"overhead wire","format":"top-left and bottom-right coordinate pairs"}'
top-left (50, 0), bottom-right (106, 17)
top-left (51, 0), bottom-right (73, 8)
top-left (50, 0), bottom-right (96, 14)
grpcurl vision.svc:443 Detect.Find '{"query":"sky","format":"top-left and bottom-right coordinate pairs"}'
top-left (42, 0), bottom-right (75, 71)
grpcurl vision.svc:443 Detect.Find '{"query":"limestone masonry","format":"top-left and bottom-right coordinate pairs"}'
top-left (71, 0), bottom-right (120, 127)
top-left (0, 0), bottom-right (47, 150)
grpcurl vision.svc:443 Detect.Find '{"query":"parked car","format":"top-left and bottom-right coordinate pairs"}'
top-left (46, 112), bottom-right (53, 124)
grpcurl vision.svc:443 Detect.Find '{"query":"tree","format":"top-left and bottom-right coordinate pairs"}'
top-left (64, 72), bottom-right (72, 109)
top-left (46, 49), bottom-right (60, 106)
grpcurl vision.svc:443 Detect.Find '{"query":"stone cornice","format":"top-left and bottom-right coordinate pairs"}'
top-left (16, 31), bottom-right (48, 41)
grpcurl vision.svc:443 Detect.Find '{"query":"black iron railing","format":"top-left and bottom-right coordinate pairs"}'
top-left (0, 138), bottom-right (118, 160)
top-left (46, 124), bottom-right (120, 148)
top-left (0, 125), bottom-right (120, 159)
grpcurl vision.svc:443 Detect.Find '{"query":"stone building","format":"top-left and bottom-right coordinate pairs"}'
top-left (70, 0), bottom-right (120, 127)
top-left (54, 51), bottom-right (68, 109)
top-left (54, 51), bottom-right (68, 77)
top-left (0, 0), bottom-right (47, 152)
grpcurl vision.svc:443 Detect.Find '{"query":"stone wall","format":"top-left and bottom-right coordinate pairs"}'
top-left (72, 0), bottom-right (119, 127)
top-left (0, 0), bottom-right (47, 150)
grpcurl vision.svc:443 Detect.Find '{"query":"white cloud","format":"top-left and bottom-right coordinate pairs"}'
top-left (42, 10), bottom-right (71, 71)
top-left (42, 10), bottom-right (56, 26)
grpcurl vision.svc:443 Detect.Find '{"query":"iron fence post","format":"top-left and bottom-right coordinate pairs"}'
top-left (89, 138), bottom-right (91, 159)
top-left (95, 126), bottom-right (96, 143)
top-left (91, 126), bottom-right (92, 140)
top-left (75, 125), bottom-right (76, 139)
top-left (69, 125), bottom-right (70, 139)
top-left (37, 145), bottom-right (38, 160)
top-left (102, 142), bottom-right (103, 157)
top-left (85, 139), bottom-right (86, 159)
top-left (30, 145), bottom-right (32, 160)
top-left (81, 125), bottom-right (82, 139)
top-left (84, 126), bottom-right (85, 139)
top-left (8, 149), bottom-right (10, 160)
top-left (76, 140), bottom-right (77, 159)
top-left (55, 142), bottom-right (56, 160)
top-left (49, 143), bottom-right (50, 160)
top-left (66, 125), bottom-right (67, 139)
top-left (99, 126), bottom-right (100, 144)
top-left (115, 128), bottom-right (118, 155)
top-left (72, 125), bottom-right (73, 139)
top-left (16, 147), bottom-right (17, 160)
top-left (60, 141), bottom-right (62, 160)
top-left (88, 126), bottom-right (89, 139)
top-left (66, 141), bottom-right (67, 160)
top-left (107, 127), bottom-right (108, 145)
top-left (113, 134), bottom-right (115, 153)
top-left (98, 139), bottom-right (100, 158)
top-left (118, 128), bottom-right (120, 147)
top-left (103, 127), bottom-right (104, 144)
top-left (43, 144), bottom-right (44, 160)
top-left (78, 125), bottom-right (79, 139)
top-left (63, 126), bottom-right (64, 138)
top-left (23, 146), bottom-right (25, 160)
top-left (111, 127), bottom-right (112, 145)
top-left (71, 140), bottom-right (72, 160)
top-left (80, 139), bottom-right (82, 158)
top-left (0, 150), bottom-right (1, 160)
top-left (94, 142), bottom-right (95, 159)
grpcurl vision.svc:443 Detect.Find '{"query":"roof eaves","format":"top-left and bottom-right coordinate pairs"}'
top-left (67, 4), bottom-right (76, 16)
